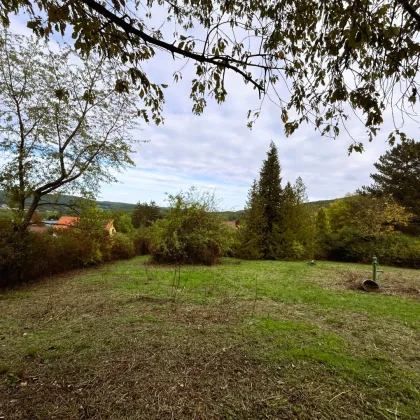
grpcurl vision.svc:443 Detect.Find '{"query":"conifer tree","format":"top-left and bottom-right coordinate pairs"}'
top-left (131, 201), bottom-right (161, 228)
top-left (362, 141), bottom-right (420, 218)
top-left (258, 141), bottom-right (284, 259)
top-left (238, 144), bottom-right (314, 260)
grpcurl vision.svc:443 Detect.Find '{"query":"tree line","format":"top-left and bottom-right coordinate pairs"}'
top-left (234, 140), bottom-right (420, 267)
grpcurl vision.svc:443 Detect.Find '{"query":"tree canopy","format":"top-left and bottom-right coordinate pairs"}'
top-left (328, 194), bottom-right (413, 235)
top-left (2, 0), bottom-right (420, 150)
top-left (238, 142), bottom-right (314, 260)
top-left (362, 140), bottom-right (420, 218)
top-left (131, 200), bottom-right (161, 228)
top-left (149, 189), bottom-right (232, 265)
top-left (0, 31), bottom-right (140, 230)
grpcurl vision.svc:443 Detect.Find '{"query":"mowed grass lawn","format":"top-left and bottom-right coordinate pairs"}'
top-left (1, 257), bottom-right (419, 419)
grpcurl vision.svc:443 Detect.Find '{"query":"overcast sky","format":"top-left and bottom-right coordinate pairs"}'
top-left (8, 12), bottom-right (419, 211)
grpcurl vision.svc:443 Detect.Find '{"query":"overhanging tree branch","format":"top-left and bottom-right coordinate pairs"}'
top-left (80, 0), bottom-right (265, 92)
top-left (397, 0), bottom-right (420, 28)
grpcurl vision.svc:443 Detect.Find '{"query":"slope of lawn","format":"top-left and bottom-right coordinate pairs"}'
top-left (0, 257), bottom-right (419, 419)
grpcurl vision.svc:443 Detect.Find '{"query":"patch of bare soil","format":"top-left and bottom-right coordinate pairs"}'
top-left (321, 268), bottom-right (420, 300)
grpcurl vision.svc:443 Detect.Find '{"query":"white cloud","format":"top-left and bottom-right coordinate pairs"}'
top-left (6, 13), bottom-right (420, 210)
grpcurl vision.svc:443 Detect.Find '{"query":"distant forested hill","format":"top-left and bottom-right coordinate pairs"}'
top-left (0, 190), bottom-right (339, 215)
top-left (0, 191), bottom-right (137, 211)
top-left (304, 199), bottom-right (338, 212)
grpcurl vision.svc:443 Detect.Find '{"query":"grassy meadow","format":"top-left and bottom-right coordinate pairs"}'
top-left (0, 257), bottom-right (419, 419)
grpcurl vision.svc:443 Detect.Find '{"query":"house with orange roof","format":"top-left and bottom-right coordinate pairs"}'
top-left (223, 220), bottom-right (237, 229)
top-left (54, 216), bottom-right (79, 230)
top-left (54, 216), bottom-right (116, 235)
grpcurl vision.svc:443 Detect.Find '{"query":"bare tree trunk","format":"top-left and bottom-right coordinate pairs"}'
top-left (21, 193), bottom-right (41, 232)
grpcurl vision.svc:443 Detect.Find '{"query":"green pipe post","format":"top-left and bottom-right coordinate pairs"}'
top-left (372, 256), bottom-right (382, 282)
top-left (373, 256), bottom-right (377, 282)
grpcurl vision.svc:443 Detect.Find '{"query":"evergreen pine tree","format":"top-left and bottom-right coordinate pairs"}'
top-left (362, 141), bottom-right (420, 218)
top-left (238, 144), bottom-right (314, 260)
top-left (258, 141), bottom-right (284, 259)
top-left (132, 201), bottom-right (161, 228)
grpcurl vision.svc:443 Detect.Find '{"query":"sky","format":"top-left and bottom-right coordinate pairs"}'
top-left (6, 10), bottom-right (419, 211)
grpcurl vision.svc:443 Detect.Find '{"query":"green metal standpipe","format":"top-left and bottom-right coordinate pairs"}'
top-left (361, 256), bottom-right (381, 292)
top-left (373, 256), bottom-right (378, 282)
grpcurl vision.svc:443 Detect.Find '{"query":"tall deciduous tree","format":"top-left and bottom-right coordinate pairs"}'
top-left (0, 32), bottom-right (140, 231)
top-left (293, 177), bottom-right (308, 205)
top-left (236, 180), bottom-right (266, 260)
top-left (116, 213), bottom-right (134, 234)
top-left (316, 208), bottom-right (331, 239)
top-left (278, 180), bottom-right (315, 260)
top-left (362, 141), bottom-right (420, 218)
top-left (328, 194), bottom-right (413, 235)
top-left (2, 1), bottom-right (420, 148)
top-left (315, 207), bottom-right (331, 258)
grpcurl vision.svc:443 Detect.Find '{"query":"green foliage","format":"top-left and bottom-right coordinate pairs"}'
top-left (362, 140), bottom-right (420, 219)
top-left (236, 181), bottom-right (266, 260)
top-left (289, 240), bottom-right (306, 260)
top-left (238, 143), bottom-right (314, 260)
top-left (328, 194), bottom-right (413, 235)
top-left (4, 0), bottom-right (420, 146)
top-left (150, 189), bottom-right (232, 265)
top-left (0, 31), bottom-right (140, 231)
top-left (130, 227), bottom-right (152, 255)
top-left (105, 211), bottom-right (133, 233)
top-left (76, 202), bottom-right (107, 235)
top-left (325, 228), bottom-right (420, 269)
top-left (278, 181), bottom-right (316, 260)
top-left (116, 213), bottom-right (134, 233)
top-left (0, 229), bottom-right (102, 286)
top-left (111, 233), bottom-right (135, 260)
top-left (315, 207), bottom-right (332, 258)
top-left (0, 208), bottom-right (13, 221)
top-left (46, 212), bottom-right (60, 221)
top-left (239, 142), bottom-right (283, 259)
top-left (0, 212), bottom-right (142, 286)
top-left (131, 201), bottom-right (161, 228)
top-left (217, 210), bottom-right (244, 222)
top-left (315, 194), bottom-right (418, 266)
top-left (316, 208), bottom-right (331, 238)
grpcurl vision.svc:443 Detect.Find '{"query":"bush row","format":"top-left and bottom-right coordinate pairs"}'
top-left (318, 228), bottom-right (420, 269)
top-left (0, 224), bottom-right (152, 287)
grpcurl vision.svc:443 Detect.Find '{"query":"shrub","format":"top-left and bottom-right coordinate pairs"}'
top-left (289, 240), bottom-right (306, 260)
top-left (373, 234), bottom-right (420, 269)
top-left (111, 233), bottom-right (135, 259)
top-left (115, 213), bottom-right (134, 233)
top-left (323, 227), bottom-right (420, 268)
top-left (149, 190), bottom-right (232, 265)
top-left (0, 222), bottom-right (139, 287)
